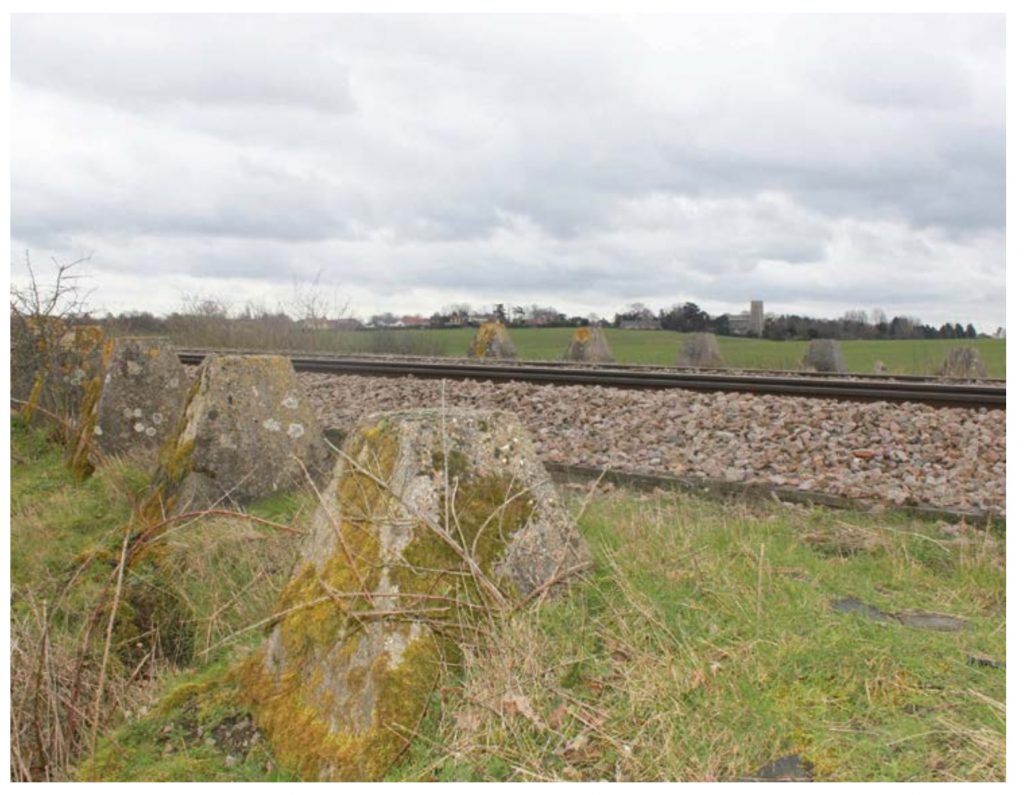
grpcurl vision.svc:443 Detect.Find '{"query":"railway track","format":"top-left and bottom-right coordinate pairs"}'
top-left (176, 348), bottom-right (1005, 409)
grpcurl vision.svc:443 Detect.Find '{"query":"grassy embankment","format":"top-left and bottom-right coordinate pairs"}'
top-left (11, 416), bottom-right (1005, 781)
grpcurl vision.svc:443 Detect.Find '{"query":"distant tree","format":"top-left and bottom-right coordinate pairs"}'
top-left (613, 302), bottom-right (656, 327)
top-left (494, 303), bottom-right (508, 324)
top-left (369, 312), bottom-right (399, 327)
top-left (710, 313), bottom-right (731, 335)
top-left (965, 323), bottom-right (977, 339)
top-left (660, 302), bottom-right (710, 332)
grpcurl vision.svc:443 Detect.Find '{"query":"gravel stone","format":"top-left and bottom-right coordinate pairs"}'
top-left (186, 367), bottom-right (1005, 515)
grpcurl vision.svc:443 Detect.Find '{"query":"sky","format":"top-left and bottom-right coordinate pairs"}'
top-left (9, 13), bottom-right (1006, 329)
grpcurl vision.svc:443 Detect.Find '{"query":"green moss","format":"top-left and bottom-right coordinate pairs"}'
top-left (65, 373), bottom-right (103, 481)
top-left (21, 375), bottom-right (45, 422)
top-left (65, 336), bottom-right (120, 481)
top-left (235, 420), bottom-right (403, 777)
top-left (447, 472), bottom-right (535, 577)
top-left (237, 632), bottom-right (446, 781)
top-left (237, 417), bottom-right (540, 780)
top-left (144, 373), bottom-right (204, 520)
top-left (77, 660), bottom-right (298, 782)
top-left (431, 447), bottom-right (470, 479)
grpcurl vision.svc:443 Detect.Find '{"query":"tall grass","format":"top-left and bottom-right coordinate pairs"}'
top-left (9, 417), bottom-right (309, 781)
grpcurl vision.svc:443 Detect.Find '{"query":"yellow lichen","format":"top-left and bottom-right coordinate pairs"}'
top-left (21, 376), bottom-right (44, 422)
top-left (65, 337), bottom-right (118, 481)
top-left (468, 322), bottom-right (513, 358)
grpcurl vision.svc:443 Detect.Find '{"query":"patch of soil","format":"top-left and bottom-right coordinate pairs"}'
top-left (750, 753), bottom-right (814, 781)
top-left (210, 713), bottom-right (262, 757)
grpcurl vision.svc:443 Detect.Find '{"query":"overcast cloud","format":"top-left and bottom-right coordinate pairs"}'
top-left (10, 13), bottom-right (1005, 328)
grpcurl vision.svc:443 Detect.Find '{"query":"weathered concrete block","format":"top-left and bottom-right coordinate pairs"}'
top-left (676, 332), bottom-right (726, 368)
top-left (241, 408), bottom-right (590, 780)
top-left (937, 347), bottom-right (988, 379)
top-left (67, 337), bottom-right (189, 478)
top-left (15, 324), bottom-right (105, 429)
top-left (564, 326), bottom-right (615, 363)
top-left (467, 322), bottom-right (517, 359)
top-left (149, 355), bottom-right (331, 514)
top-left (802, 339), bottom-right (847, 373)
top-left (10, 315), bottom-right (66, 408)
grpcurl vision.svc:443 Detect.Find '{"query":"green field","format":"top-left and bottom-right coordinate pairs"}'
top-left (329, 328), bottom-right (1006, 378)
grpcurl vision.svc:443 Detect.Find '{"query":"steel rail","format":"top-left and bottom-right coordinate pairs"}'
top-left (175, 350), bottom-right (1005, 409)
top-left (172, 345), bottom-right (1005, 384)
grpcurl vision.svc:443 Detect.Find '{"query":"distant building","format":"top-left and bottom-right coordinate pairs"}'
top-left (726, 300), bottom-right (765, 337)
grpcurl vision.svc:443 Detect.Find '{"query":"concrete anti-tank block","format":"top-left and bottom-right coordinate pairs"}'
top-left (938, 347), bottom-right (987, 379)
top-left (802, 339), bottom-right (847, 373)
top-left (676, 332), bottom-right (726, 368)
top-left (564, 326), bottom-right (615, 363)
top-left (150, 354), bottom-right (331, 514)
top-left (241, 408), bottom-right (591, 780)
top-left (467, 322), bottom-right (517, 359)
top-left (67, 336), bottom-right (189, 477)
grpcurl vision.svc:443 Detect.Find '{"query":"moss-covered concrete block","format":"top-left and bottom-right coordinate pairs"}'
top-left (149, 354), bottom-right (331, 514)
top-left (677, 332), bottom-right (726, 368)
top-left (467, 322), bottom-right (517, 359)
top-left (241, 408), bottom-right (590, 780)
top-left (67, 337), bottom-right (189, 478)
top-left (564, 326), bottom-right (615, 363)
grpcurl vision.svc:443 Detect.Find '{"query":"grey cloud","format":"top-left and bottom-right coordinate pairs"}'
top-left (9, 14), bottom-right (1006, 329)
top-left (12, 15), bottom-right (354, 113)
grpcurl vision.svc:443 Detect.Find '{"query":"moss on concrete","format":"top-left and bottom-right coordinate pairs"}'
top-left (238, 410), bottom-right (559, 780)
top-left (65, 338), bottom-right (118, 481)
top-left (467, 323), bottom-right (517, 359)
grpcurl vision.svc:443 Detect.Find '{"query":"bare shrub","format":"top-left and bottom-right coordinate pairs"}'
top-left (9, 252), bottom-right (95, 426)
